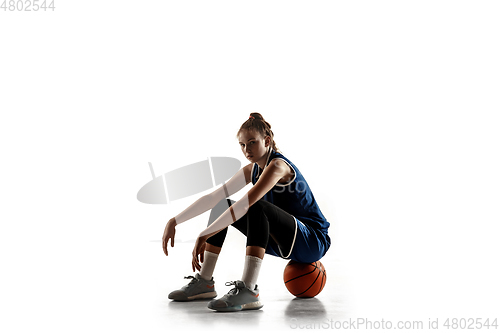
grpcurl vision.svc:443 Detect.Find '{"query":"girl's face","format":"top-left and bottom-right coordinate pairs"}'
top-left (238, 129), bottom-right (270, 163)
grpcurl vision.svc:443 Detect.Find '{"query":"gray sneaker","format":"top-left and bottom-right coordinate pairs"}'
top-left (207, 280), bottom-right (263, 312)
top-left (168, 274), bottom-right (217, 301)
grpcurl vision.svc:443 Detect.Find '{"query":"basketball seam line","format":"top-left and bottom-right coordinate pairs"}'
top-left (295, 269), bottom-right (322, 297)
top-left (284, 267), bottom-right (317, 284)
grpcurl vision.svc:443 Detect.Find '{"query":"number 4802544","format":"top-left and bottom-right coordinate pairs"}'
top-left (1, 0), bottom-right (56, 11)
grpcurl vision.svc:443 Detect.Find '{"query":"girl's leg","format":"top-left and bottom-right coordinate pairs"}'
top-left (205, 198), bottom-right (235, 248)
top-left (207, 199), bottom-right (295, 311)
top-left (201, 199), bottom-right (240, 280)
top-left (241, 246), bottom-right (265, 291)
top-left (246, 246), bottom-right (265, 258)
top-left (239, 199), bottom-right (296, 289)
top-left (205, 198), bottom-right (296, 252)
top-left (245, 199), bottom-right (296, 258)
top-left (205, 243), bottom-right (222, 254)
top-left (169, 199), bottom-right (245, 302)
top-left (203, 198), bottom-right (296, 287)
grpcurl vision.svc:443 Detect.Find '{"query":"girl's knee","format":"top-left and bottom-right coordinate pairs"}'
top-left (248, 199), bottom-right (268, 215)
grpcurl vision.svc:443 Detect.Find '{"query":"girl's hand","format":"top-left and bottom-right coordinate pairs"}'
top-left (162, 218), bottom-right (176, 256)
top-left (192, 235), bottom-right (208, 272)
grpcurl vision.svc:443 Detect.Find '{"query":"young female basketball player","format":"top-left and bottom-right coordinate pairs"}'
top-left (161, 113), bottom-right (330, 312)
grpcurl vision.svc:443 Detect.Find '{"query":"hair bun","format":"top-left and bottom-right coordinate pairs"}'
top-left (249, 112), bottom-right (264, 121)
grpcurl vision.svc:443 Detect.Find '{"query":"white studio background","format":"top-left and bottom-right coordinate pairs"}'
top-left (1, 0), bottom-right (499, 332)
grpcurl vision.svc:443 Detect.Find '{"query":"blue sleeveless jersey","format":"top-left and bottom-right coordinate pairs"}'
top-left (251, 149), bottom-right (331, 262)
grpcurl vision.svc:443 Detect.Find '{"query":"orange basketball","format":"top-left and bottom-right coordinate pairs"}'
top-left (283, 260), bottom-right (326, 297)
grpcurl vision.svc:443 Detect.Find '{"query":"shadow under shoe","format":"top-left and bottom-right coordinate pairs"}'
top-left (168, 273), bottom-right (217, 302)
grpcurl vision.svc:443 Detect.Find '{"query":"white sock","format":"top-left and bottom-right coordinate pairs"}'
top-left (199, 251), bottom-right (219, 281)
top-left (241, 255), bottom-right (263, 290)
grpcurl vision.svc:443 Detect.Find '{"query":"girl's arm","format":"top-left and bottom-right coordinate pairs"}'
top-left (173, 163), bottom-right (252, 225)
top-left (162, 163), bottom-right (252, 256)
top-left (198, 159), bottom-right (288, 238)
top-left (192, 159), bottom-right (289, 270)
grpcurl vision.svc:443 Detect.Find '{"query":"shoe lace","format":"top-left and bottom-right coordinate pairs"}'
top-left (184, 275), bottom-right (198, 286)
top-left (225, 281), bottom-right (243, 295)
